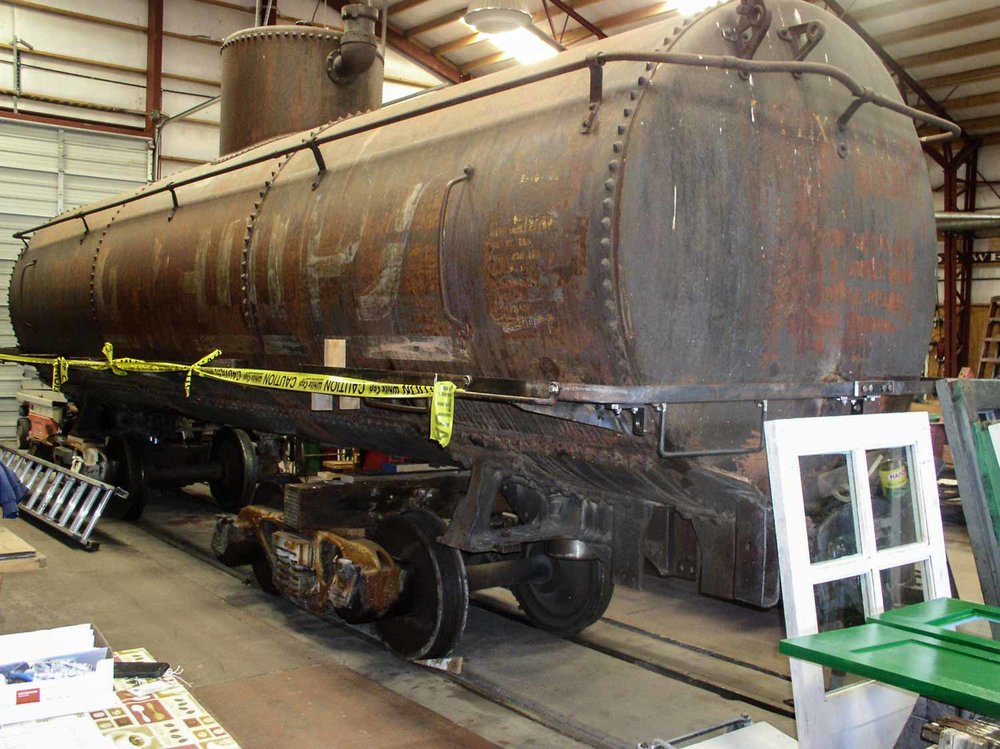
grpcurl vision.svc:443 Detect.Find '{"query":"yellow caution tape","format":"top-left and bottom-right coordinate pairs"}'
top-left (0, 343), bottom-right (460, 448)
top-left (430, 380), bottom-right (456, 449)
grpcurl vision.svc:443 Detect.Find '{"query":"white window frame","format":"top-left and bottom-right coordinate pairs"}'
top-left (765, 412), bottom-right (950, 749)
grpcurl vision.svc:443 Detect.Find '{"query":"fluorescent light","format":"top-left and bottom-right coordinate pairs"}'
top-left (489, 27), bottom-right (559, 65)
top-left (675, 0), bottom-right (716, 16)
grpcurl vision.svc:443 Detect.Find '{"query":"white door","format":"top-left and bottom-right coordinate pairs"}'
top-left (765, 412), bottom-right (950, 749)
top-left (0, 120), bottom-right (150, 439)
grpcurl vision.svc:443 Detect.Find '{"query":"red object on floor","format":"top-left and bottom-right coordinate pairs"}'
top-left (27, 412), bottom-right (59, 442)
top-left (360, 450), bottom-right (412, 474)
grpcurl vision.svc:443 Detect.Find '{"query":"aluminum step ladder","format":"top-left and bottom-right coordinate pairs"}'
top-left (979, 296), bottom-right (1000, 378)
top-left (0, 443), bottom-right (126, 551)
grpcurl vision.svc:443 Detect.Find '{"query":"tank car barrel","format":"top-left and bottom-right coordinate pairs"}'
top-left (13, 45), bottom-right (957, 242)
top-left (11, 2), bottom-right (943, 615)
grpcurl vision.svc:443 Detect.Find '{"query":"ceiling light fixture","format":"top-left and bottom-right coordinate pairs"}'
top-left (489, 26), bottom-right (559, 65)
top-left (463, 0), bottom-right (532, 34)
top-left (463, 1), bottom-right (560, 66)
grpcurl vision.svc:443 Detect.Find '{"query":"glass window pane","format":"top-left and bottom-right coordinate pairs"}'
top-left (813, 576), bottom-right (867, 632)
top-left (814, 576), bottom-right (870, 693)
top-left (949, 616), bottom-right (1000, 641)
top-left (878, 561), bottom-right (925, 612)
top-left (866, 446), bottom-right (921, 550)
top-left (799, 454), bottom-right (858, 563)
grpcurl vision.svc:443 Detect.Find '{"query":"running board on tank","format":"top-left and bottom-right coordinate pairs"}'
top-left (306, 366), bottom-right (934, 458)
top-left (300, 365), bottom-right (935, 405)
top-left (0, 444), bottom-right (126, 551)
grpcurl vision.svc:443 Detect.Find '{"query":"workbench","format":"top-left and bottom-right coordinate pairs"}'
top-left (0, 525), bottom-right (46, 593)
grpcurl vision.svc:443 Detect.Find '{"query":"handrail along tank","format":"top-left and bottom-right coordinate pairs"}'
top-left (10, 0), bottom-right (939, 656)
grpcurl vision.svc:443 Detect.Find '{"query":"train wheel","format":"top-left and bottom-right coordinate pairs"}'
top-left (209, 428), bottom-right (258, 512)
top-left (372, 510), bottom-right (468, 660)
top-left (251, 556), bottom-right (279, 595)
top-left (512, 544), bottom-right (613, 636)
top-left (105, 435), bottom-right (147, 521)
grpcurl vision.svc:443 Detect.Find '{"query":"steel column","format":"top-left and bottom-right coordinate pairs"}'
top-left (145, 0), bottom-right (163, 138)
top-left (930, 142), bottom-right (981, 376)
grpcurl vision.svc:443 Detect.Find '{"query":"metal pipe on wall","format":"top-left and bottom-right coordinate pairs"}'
top-left (153, 95), bottom-right (221, 180)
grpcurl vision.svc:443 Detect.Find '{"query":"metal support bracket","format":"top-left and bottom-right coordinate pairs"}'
top-left (167, 185), bottom-right (178, 221)
top-left (778, 21), bottom-right (825, 73)
top-left (582, 54), bottom-right (604, 134)
top-left (835, 88), bottom-right (875, 158)
top-left (723, 0), bottom-right (772, 70)
top-left (439, 459), bottom-right (505, 551)
top-left (656, 400), bottom-right (768, 459)
top-left (308, 139), bottom-right (327, 190)
top-left (853, 379), bottom-right (897, 398)
top-left (79, 215), bottom-right (90, 234)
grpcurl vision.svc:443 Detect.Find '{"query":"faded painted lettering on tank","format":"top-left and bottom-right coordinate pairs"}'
top-left (484, 212), bottom-right (573, 334)
top-left (217, 219), bottom-right (237, 306)
top-left (193, 226), bottom-right (212, 310)
top-left (267, 216), bottom-right (291, 319)
top-left (356, 335), bottom-right (471, 363)
top-left (358, 182), bottom-right (427, 322)
top-left (304, 189), bottom-right (362, 324)
top-left (105, 265), bottom-right (118, 318)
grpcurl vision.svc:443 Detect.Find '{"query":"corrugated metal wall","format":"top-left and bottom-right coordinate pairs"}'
top-left (0, 121), bottom-right (150, 440)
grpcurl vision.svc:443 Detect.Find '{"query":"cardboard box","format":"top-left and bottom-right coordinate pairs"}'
top-left (0, 624), bottom-right (114, 724)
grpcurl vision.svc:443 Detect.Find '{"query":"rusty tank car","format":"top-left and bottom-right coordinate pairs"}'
top-left (9, 0), bottom-right (953, 658)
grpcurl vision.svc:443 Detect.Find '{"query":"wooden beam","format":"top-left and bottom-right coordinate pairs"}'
top-left (0, 1), bottom-right (225, 47)
top-left (387, 27), bottom-right (464, 81)
top-left (164, 31), bottom-right (223, 46)
top-left (0, 0), bottom-right (145, 32)
top-left (385, 74), bottom-right (434, 88)
top-left (963, 114), bottom-right (1000, 134)
top-left (850, 0), bottom-right (950, 24)
top-left (0, 109), bottom-right (147, 138)
top-left (405, 8), bottom-right (466, 38)
top-left (876, 7), bottom-right (1000, 47)
top-left (0, 43), bottom-right (144, 77)
top-left (922, 91), bottom-right (1000, 113)
top-left (389, 0), bottom-right (435, 15)
top-left (920, 64), bottom-right (1000, 91)
top-left (190, 0), bottom-right (318, 26)
top-left (434, 32), bottom-right (486, 57)
top-left (0, 42), bottom-right (220, 88)
top-left (980, 132), bottom-right (1000, 147)
top-left (0, 87), bottom-right (145, 116)
top-left (897, 38), bottom-right (1000, 69)
top-left (160, 153), bottom-right (210, 165)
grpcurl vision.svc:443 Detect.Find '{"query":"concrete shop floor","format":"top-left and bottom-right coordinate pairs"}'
top-left (0, 495), bottom-right (984, 749)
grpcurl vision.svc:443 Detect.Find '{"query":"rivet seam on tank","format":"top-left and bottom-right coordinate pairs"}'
top-left (597, 2), bottom-right (718, 378)
top-left (240, 152), bottom-right (296, 330)
top-left (598, 18), bottom-right (686, 379)
top-left (221, 28), bottom-right (340, 52)
top-left (89, 181), bottom-right (156, 322)
top-left (239, 115), bottom-right (353, 331)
